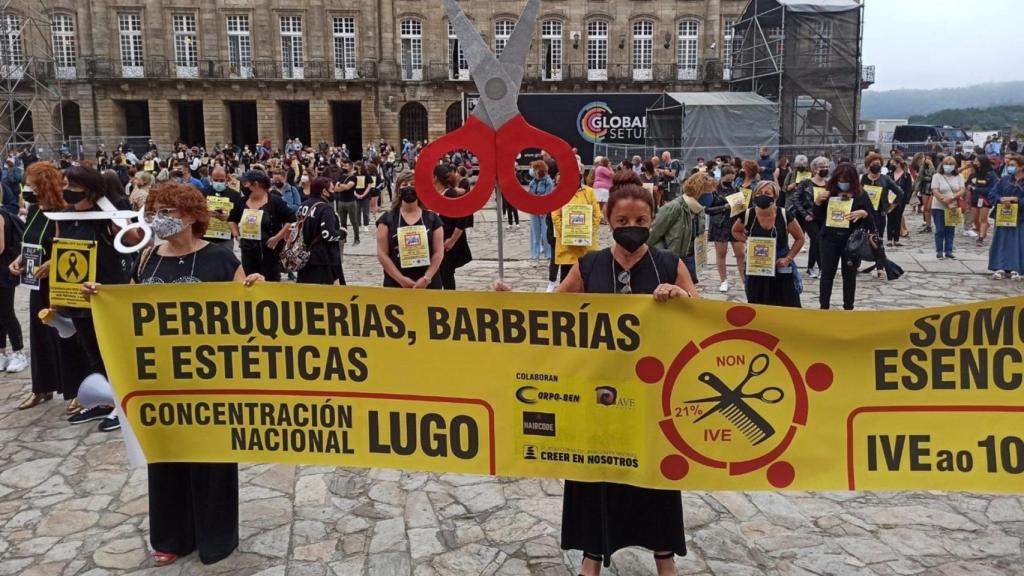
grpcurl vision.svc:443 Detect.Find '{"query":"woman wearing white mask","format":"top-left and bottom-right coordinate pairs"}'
top-left (930, 156), bottom-right (966, 260)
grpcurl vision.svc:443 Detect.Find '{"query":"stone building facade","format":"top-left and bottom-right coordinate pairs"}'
top-left (4, 0), bottom-right (750, 155)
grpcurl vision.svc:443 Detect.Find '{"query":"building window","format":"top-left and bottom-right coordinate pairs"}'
top-left (51, 14), bottom-right (76, 79)
top-left (117, 13), bottom-right (144, 78)
top-left (0, 14), bottom-right (24, 79)
top-left (172, 14), bottom-right (198, 78)
top-left (494, 19), bottom-right (515, 59)
top-left (813, 20), bottom-right (831, 68)
top-left (399, 19), bottom-right (423, 81)
top-left (447, 21), bottom-right (468, 81)
top-left (399, 102), bottom-right (428, 143)
top-left (541, 19), bottom-right (562, 81)
top-left (767, 26), bottom-right (784, 60)
top-left (227, 15), bottom-right (252, 79)
top-left (723, 18), bottom-right (740, 80)
top-left (333, 16), bottom-right (357, 80)
top-left (280, 15), bottom-right (304, 79)
top-left (632, 20), bottom-right (653, 81)
top-left (677, 20), bottom-right (699, 80)
top-left (586, 20), bottom-right (608, 81)
top-left (445, 102), bottom-right (463, 133)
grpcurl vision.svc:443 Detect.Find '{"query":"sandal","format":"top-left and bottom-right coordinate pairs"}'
top-left (66, 398), bottom-right (81, 415)
top-left (18, 392), bottom-right (53, 410)
top-left (153, 551), bottom-right (177, 567)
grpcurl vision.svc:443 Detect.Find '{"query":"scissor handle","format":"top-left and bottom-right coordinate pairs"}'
top-left (414, 115), bottom-right (497, 219)
top-left (114, 221), bottom-right (152, 254)
top-left (753, 387), bottom-right (785, 404)
top-left (496, 115), bottom-right (582, 215)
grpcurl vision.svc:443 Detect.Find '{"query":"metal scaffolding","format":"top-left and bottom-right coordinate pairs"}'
top-left (728, 0), bottom-right (865, 152)
top-left (0, 0), bottom-right (64, 158)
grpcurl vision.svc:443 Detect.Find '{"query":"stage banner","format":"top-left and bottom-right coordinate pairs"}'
top-left (92, 285), bottom-right (1024, 492)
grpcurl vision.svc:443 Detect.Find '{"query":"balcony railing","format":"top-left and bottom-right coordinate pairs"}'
top-left (71, 57), bottom-right (378, 81)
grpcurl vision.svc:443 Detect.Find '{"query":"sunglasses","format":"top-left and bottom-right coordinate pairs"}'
top-left (616, 269), bottom-right (632, 295)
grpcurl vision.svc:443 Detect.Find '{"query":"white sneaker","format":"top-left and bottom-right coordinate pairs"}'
top-left (719, 281), bottom-right (729, 293)
top-left (546, 281), bottom-right (558, 293)
top-left (1012, 272), bottom-right (1022, 281)
top-left (808, 267), bottom-right (820, 279)
top-left (965, 229), bottom-right (978, 238)
top-left (993, 271), bottom-right (1006, 280)
top-left (5, 351), bottom-right (27, 373)
top-left (361, 226), bottom-right (368, 233)
top-left (0, 353), bottom-right (9, 371)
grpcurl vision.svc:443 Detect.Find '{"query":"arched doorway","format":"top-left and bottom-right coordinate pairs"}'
top-left (399, 101), bottom-right (427, 143)
top-left (445, 102), bottom-right (462, 133)
top-left (55, 101), bottom-right (82, 139)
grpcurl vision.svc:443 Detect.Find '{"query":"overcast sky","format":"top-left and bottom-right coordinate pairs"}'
top-left (863, 0), bottom-right (1023, 92)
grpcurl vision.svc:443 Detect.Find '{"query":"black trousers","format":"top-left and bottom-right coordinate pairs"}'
top-left (0, 286), bottom-right (22, 351)
top-left (818, 233), bottom-right (857, 310)
top-left (504, 202), bottom-right (519, 225)
top-left (440, 260), bottom-right (458, 290)
top-left (148, 462), bottom-right (239, 564)
top-left (887, 204), bottom-right (906, 243)
top-left (241, 248), bottom-right (282, 282)
top-left (799, 218), bottom-right (821, 272)
top-left (549, 262), bottom-right (573, 283)
top-left (30, 288), bottom-right (88, 396)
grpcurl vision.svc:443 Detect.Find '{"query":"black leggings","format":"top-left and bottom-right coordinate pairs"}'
top-left (504, 202), bottom-right (519, 225)
top-left (887, 204), bottom-right (906, 243)
top-left (799, 218), bottom-right (821, 272)
top-left (440, 260), bottom-right (458, 290)
top-left (549, 262), bottom-right (573, 283)
top-left (0, 286), bottom-right (22, 351)
top-left (818, 233), bottom-right (857, 310)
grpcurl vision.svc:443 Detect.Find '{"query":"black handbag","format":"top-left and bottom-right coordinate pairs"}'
top-left (844, 228), bottom-right (878, 263)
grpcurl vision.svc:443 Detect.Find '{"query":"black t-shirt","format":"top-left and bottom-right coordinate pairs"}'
top-left (335, 175), bottom-right (357, 203)
top-left (744, 207), bottom-right (795, 260)
top-left (134, 243), bottom-right (240, 284)
top-left (377, 208), bottom-right (442, 279)
top-left (228, 194), bottom-right (296, 252)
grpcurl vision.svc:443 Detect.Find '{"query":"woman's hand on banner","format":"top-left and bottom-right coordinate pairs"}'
top-left (81, 282), bottom-right (100, 300)
top-left (413, 277), bottom-right (431, 290)
top-left (243, 274), bottom-right (265, 287)
top-left (491, 280), bottom-right (512, 292)
top-left (653, 283), bottom-right (686, 303)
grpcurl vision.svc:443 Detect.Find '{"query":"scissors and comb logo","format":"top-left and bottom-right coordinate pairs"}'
top-left (633, 306), bottom-right (834, 488)
top-left (688, 354), bottom-right (784, 446)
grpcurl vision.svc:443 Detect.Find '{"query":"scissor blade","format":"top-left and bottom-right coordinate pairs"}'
top-left (500, 0), bottom-right (540, 88)
top-left (444, 0), bottom-right (518, 129)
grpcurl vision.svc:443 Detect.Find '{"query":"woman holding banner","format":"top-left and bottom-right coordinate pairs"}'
top-left (84, 183), bottom-right (262, 567)
top-left (732, 181), bottom-right (804, 307)
top-left (495, 171), bottom-right (695, 576)
top-left (988, 154), bottom-right (1023, 280)
top-left (376, 171), bottom-right (444, 289)
top-left (9, 163), bottom-right (88, 411)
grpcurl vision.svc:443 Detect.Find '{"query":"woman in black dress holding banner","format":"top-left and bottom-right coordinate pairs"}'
top-left (496, 171), bottom-right (696, 576)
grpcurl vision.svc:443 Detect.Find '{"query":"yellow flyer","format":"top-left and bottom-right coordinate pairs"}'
top-left (741, 187), bottom-right (753, 208)
top-left (995, 203), bottom-right (1019, 227)
top-left (745, 236), bottom-right (776, 277)
top-left (357, 176), bottom-right (366, 189)
top-left (888, 191), bottom-right (898, 204)
top-left (397, 224), bottom-right (430, 268)
top-left (813, 187), bottom-right (829, 203)
top-left (206, 196), bottom-right (235, 240)
top-left (50, 238), bottom-right (97, 309)
top-left (694, 232), bottom-right (708, 272)
top-left (864, 185), bottom-right (883, 210)
top-left (826, 197), bottom-right (853, 228)
top-left (642, 183), bottom-right (655, 193)
top-left (726, 191), bottom-right (747, 218)
top-left (796, 172), bottom-right (811, 183)
top-left (143, 160), bottom-right (155, 173)
top-left (944, 206), bottom-right (964, 227)
top-left (560, 204), bottom-right (593, 247)
top-left (240, 208), bottom-right (264, 241)
top-left (91, 284), bottom-right (1024, 493)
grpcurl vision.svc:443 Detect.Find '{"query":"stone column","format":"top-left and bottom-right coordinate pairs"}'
top-left (204, 99), bottom-right (228, 149)
top-left (148, 99), bottom-right (174, 149)
top-left (257, 99), bottom-right (281, 149)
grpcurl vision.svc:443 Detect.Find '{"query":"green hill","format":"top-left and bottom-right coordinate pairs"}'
top-left (907, 105), bottom-right (1024, 131)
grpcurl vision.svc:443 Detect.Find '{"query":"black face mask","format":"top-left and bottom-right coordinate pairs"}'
top-left (613, 226), bottom-right (650, 253)
top-left (21, 189), bottom-right (36, 204)
top-left (753, 195), bottom-right (774, 209)
top-left (62, 189), bottom-right (87, 204)
top-left (817, 169), bottom-right (829, 179)
top-left (721, 179), bottom-right (733, 189)
top-left (869, 164), bottom-right (882, 174)
top-left (400, 187), bottom-right (417, 204)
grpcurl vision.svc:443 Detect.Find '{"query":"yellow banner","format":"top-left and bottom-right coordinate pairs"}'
top-left (92, 285), bottom-right (1024, 492)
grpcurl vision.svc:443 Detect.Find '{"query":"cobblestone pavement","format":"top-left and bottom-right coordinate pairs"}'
top-left (0, 206), bottom-right (1022, 576)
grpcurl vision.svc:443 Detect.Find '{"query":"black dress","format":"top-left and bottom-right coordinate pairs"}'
top-left (23, 206), bottom-right (89, 396)
top-left (228, 194), bottom-right (296, 281)
top-left (134, 242), bottom-right (241, 565)
top-left (562, 247), bottom-right (687, 566)
top-left (707, 185), bottom-right (740, 243)
top-left (439, 188), bottom-right (473, 290)
top-left (741, 208), bottom-right (802, 308)
top-left (377, 209), bottom-right (443, 289)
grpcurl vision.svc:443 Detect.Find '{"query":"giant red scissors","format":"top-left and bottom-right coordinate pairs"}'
top-left (414, 0), bottom-right (581, 218)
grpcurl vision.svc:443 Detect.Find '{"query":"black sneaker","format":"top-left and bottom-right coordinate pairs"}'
top-left (68, 405), bottom-right (113, 425)
top-left (945, 253), bottom-right (956, 259)
top-left (936, 253), bottom-right (944, 260)
top-left (97, 416), bottom-right (120, 432)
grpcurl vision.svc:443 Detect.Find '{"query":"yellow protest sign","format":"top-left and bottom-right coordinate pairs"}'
top-left (813, 187), bottom-right (829, 203)
top-left (206, 196), bottom-right (235, 240)
top-left (995, 203), bottom-right (1019, 227)
top-left (357, 176), bottom-right (366, 189)
top-left (826, 197), bottom-right (852, 228)
top-left (144, 160), bottom-right (155, 173)
top-left (945, 206), bottom-right (964, 227)
top-left (50, 238), bottom-right (96, 309)
top-left (560, 204), bottom-right (593, 247)
top-left (864, 185), bottom-right (883, 210)
top-left (726, 191), bottom-right (747, 218)
top-left (795, 171), bottom-right (812, 183)
top-left (240, 208), bottom-right (263, 241)
top-left (745, 237), bottom-right (776, 277)
top-left (397, 225), bottom-right (430, 268)
top-left (694, 232), bottom-right (708, 272)
top-left (91, 286), bottom-right (1024, 492)
top-left (741, 187), bottom-right (753, 208)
